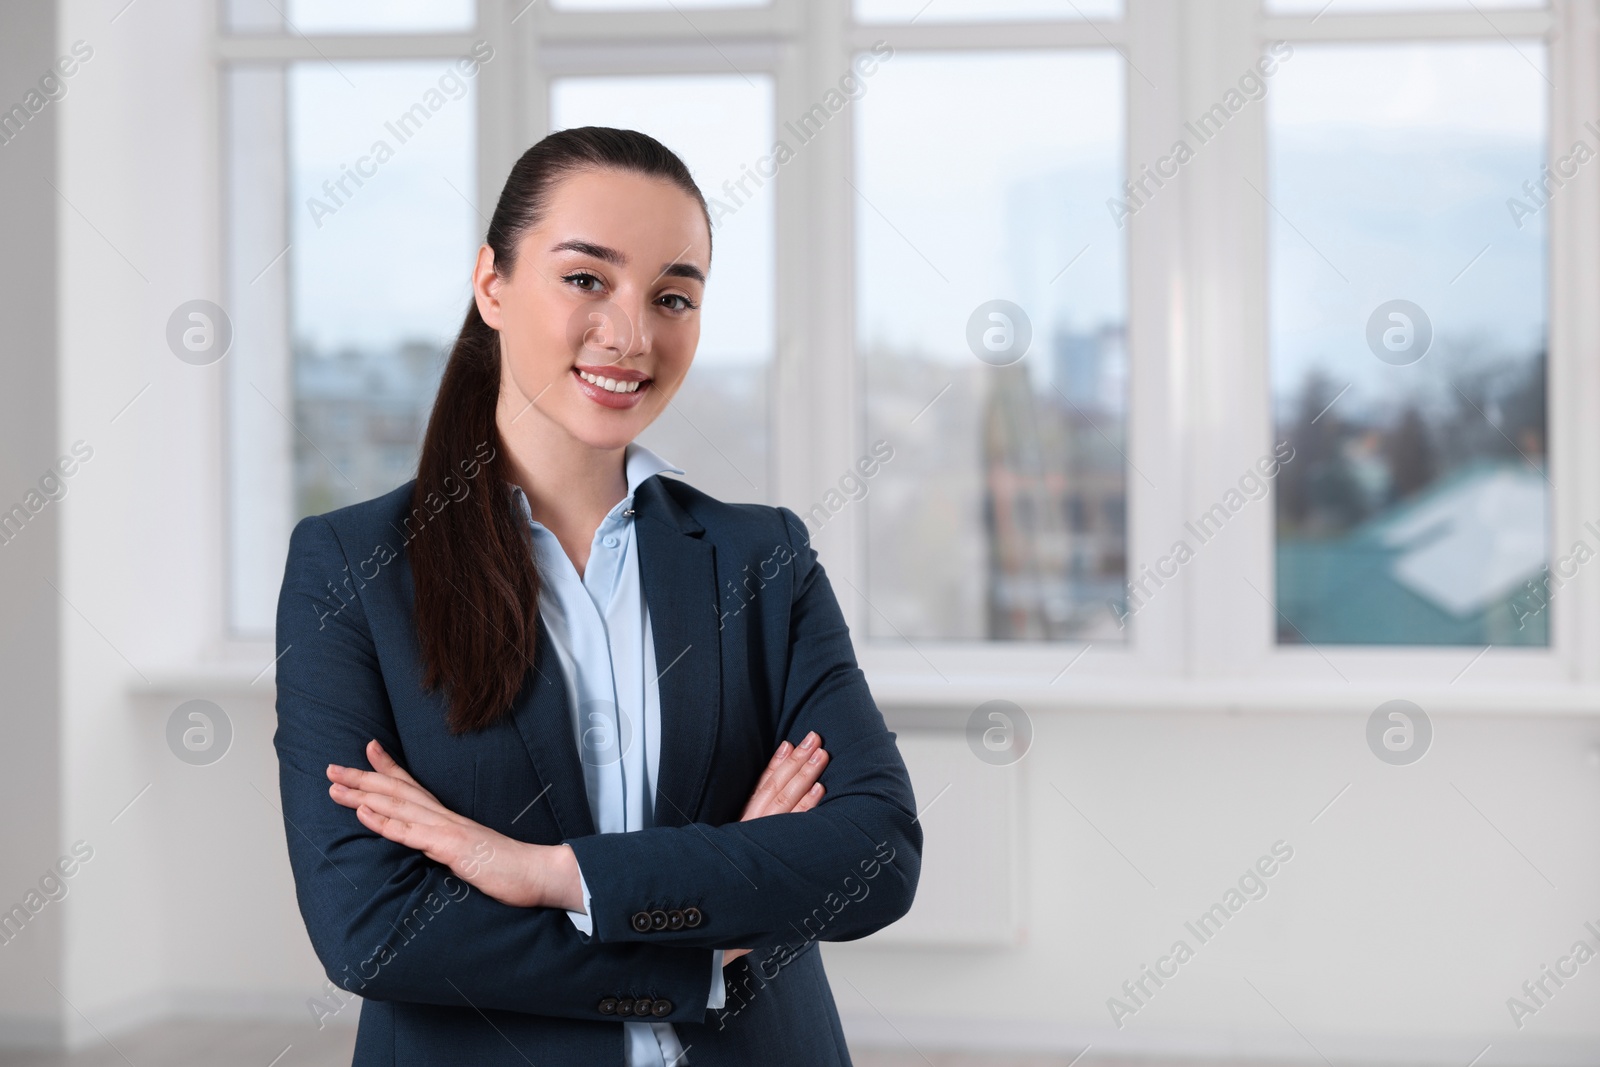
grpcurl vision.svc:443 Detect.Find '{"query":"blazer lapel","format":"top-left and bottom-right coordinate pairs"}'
top-left (509, 613), bottom-right (597, 840)
top-left (634, 477), bottom-right (722, 829)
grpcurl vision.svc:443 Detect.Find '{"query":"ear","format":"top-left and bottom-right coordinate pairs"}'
top-left (472, 244), bottom-right (503, 330)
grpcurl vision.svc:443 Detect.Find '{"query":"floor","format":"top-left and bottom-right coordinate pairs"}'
top-left (0, 1020), bottom-right (1354, 1067)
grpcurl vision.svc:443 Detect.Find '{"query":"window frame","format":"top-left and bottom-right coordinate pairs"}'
top-left (215, 0), bottom-right (1600, 707)
top-left (1192, 0), bottom-right (1594, 696)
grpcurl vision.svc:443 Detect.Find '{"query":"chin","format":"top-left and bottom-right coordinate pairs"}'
top-left (565, 413), bottom-right (650, 453)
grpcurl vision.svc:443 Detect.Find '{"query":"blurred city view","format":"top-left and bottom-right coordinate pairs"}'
top-left (862, 322), bottom-right (1128, 644)
top-left (291, 339), bottom-right (443, 519)
top-left (1274, 350), bottom-right (1547, 647)
top-left (1267, 43), bottom-right (1549, 647)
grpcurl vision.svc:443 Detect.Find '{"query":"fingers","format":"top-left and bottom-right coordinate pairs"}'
top-left (354, 802), bottom-right (434, 853)
top-left (327, 767), bottom-right (437, 813)
top-left (366, 739), bottom-right (424, 790)
top-left (326, 758), bottom-right (449, 818)
top-left (772, 742), bottom-right (828, 812)
top-left (741, 732), bottom-right (828, 820)
top-left (331, 784), bottom-right (444, 828)
top-left (740, 741), bottom-right (793, 811)
top-left (791, 782), bottom-right (824, 813)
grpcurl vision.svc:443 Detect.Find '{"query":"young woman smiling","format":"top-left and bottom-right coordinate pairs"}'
top-left (272, 127), bottom-right (922, 1067)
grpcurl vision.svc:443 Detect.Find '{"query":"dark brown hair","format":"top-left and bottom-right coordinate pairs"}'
top-left (410, 127), bottom-right (712, 733)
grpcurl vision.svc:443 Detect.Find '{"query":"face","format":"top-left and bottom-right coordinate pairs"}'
top-left (475, 166), bottom-right (710, 452)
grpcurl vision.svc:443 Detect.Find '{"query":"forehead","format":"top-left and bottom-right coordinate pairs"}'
top-left (533, 166), bottom-right (710, 274)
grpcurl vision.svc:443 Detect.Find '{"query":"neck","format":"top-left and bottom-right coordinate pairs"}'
top-left (496, 392), bottom-right (629, 550)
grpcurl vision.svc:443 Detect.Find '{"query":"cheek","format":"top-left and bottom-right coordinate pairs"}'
top-left (498, 290), bottom-right (573, 389)
top-left (653, 321), bottom-right (700, 392)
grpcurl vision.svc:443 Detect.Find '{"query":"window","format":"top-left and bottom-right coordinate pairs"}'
top-left (855, 50), bottom-right (1127, 642)
top-left (287, 61), bottom-right (478, 520)
top-left (218, 0), bottom-right (1584, 689)
top-left (223, 26), bottom-right (483, 635)
top-left (1268, 43), bottom-right (1549, 647)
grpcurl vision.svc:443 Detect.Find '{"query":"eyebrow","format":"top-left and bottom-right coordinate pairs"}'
top-left (550, 239), bottom-right (706, 285)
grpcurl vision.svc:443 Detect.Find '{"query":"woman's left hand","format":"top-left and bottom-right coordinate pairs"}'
top-left (327, 739), bottom-right (577, 909)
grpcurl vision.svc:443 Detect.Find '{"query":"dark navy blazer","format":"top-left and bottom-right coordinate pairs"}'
top-left (272, 473), bottom-right (923, 1066)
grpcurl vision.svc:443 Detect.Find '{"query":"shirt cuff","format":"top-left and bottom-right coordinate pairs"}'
top-left (564, 860), bottom-right (594, 938)
top-left (707, 951), bottom-right (726, 1010)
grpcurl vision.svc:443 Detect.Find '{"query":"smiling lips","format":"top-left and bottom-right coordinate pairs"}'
top-left (572, 365), bottom-right (651, 409)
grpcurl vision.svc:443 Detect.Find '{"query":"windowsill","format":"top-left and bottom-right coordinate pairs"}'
top-left (132, 662), bottom-right (1600, 716)
top-left (860, 673), bottom-right (1600, 716)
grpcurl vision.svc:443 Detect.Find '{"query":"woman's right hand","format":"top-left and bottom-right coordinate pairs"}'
top-left (724, 731), bottom-right (830, 966)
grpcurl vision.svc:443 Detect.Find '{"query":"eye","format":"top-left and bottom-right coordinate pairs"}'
top-left (658, 293), bottom-right (700, 313)
top-left (563, 271), bottom-right (604, 293)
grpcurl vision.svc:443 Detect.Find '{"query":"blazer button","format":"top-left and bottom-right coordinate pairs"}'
top-left (631, 911), bottom-right (653, 933)
top-left (633, 997), bottom-right (654, 1017)
top-left (616, 999), bottom-right (634, 1017)
top-left (649, 909), bottom-right (670, 931)
top-left (652, 999), bottom-right (673, 1017)
top-left (597, 997), bottom-right (618, 1016)
top-left (682, 907), bottom-right (703, 928)
top-left (667, 909), bottom-right (686, 930)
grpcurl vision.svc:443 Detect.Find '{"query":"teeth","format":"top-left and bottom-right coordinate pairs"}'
top-left (577, 369), bottom-right (643, 394)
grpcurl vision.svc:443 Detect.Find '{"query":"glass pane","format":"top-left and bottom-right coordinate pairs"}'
top-left (225, 0), bottom-right (475, 34)
top-left (288, 61), bottom-right (478, 519)
top-left (554, 0), bottom-right (766, 9)
top-left (1267, 0), bottom-right (1540, 11)
top-left (1269, 43), bottom-right (1548, 646)
top-left (856, 0), bottom-right (1120, 22)
top-left (551, 75), bottom-right (775, 505)
top-left (857, 51), bottom-right (1127, 641)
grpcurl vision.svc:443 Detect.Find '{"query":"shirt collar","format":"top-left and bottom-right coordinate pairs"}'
top-left (507, 442), bottom-right (684, 527)
top-left (622, 441), bottom-right (683, 498)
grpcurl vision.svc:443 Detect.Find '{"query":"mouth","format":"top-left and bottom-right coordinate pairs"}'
top-left (572, 365), bottom-right (652, 409)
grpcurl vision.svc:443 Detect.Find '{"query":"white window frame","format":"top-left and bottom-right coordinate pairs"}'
top-left (1186, 0), bottom-right (1598, 704)
top-left (216, 0), bottom-right (1600, 710)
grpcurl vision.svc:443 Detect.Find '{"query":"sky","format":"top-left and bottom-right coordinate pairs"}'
top-left (289, 61), bottom-right (480, 356)
top-left (853, 49), bottom-right (1126, 363)
top-left (1267, 41), bottom-right (1549, 417)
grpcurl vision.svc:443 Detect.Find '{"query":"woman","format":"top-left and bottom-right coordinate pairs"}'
top-left (272, 126), bottom-right (921, 1067)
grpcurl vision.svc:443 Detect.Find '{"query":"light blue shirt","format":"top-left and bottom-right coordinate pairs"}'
top-left (509, 443), bottom-right (724, 1067)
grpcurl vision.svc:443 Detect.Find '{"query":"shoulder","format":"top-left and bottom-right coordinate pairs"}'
top-left (279, 480), bottom-right (430, 631)
top-left (653, 475), bottom-right (814, 555)
top-left (286, 480), bottom-right (419, 568)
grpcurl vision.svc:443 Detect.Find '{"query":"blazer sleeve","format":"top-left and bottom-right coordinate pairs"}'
top-left (272, 515), bottom-right (716, 1022)
top-left (561, 505), bottom-right (923, 949)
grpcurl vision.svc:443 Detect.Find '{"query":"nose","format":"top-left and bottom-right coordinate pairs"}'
top-left (575, 293), bottom-right (652, 367)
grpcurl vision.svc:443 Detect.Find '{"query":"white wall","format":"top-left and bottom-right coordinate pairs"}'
top-left (832, 709), bottom-right (1600, 1065)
